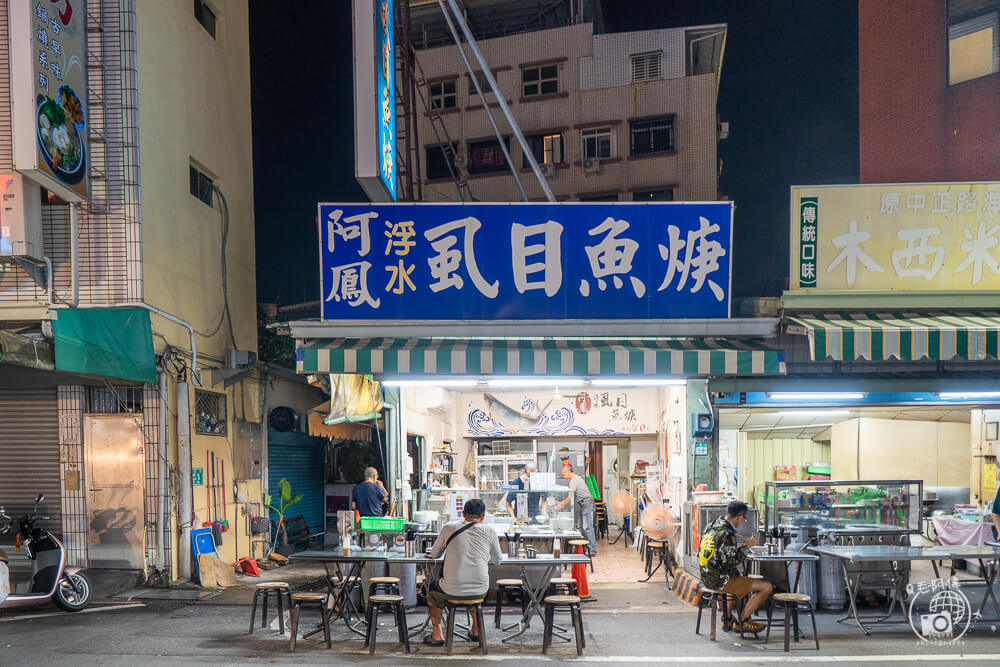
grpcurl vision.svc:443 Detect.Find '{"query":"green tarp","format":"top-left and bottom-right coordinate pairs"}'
top-left (51, 308), bottom-right (156, 383)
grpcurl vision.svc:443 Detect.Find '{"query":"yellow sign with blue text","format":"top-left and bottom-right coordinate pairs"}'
top-left (791, 183), bottom-right (1000, 291)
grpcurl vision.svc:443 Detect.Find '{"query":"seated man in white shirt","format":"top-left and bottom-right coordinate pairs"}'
top-left (424, 498), bottom-right (502, 646)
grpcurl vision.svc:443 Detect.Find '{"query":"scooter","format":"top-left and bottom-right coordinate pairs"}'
top-left (0, 494), bottom-right (92, 612)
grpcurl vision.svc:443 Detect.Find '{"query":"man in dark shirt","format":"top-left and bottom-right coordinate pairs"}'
top-left (505, 462), bottom-right (547, 522)
top-left (351, 467), bottom-right (388, 517)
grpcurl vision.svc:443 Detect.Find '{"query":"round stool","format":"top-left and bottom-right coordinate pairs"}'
top-left (368, 576), bottom-right (401, 597)
top-left (695, 588), bottom-right (740, 641)
top-left (547, 576), bottom-right (579, 596)
top-left (494, 578), bottom-right (527, 629)
top-left (767, 592), bottom-right (819, 652)
top-left (542, 595), bottom-right (585, 656)
top-left (568, 539), bottom-right (594, 573)
top-left (249, 581), bottom-right (291, 635)
top-left (364, 594), bottom-right (410, 655)
top-left (443, 598), bottom-right (488, 655)
top-left (289, 592), bottom-right (331, 652)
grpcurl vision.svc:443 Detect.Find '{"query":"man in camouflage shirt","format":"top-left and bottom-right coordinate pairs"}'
top-left (698, 501), bottom-right (772, 631)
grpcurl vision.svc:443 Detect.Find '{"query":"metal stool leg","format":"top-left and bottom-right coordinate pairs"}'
top-left (276, 591), bottom-right (285, 635)
top-left (289, 603), bottom-right (300, 653)
top-left (695, 594), bottom-right (705, 634)
top-left (445, 606), bottom-right (457, 655)
top-left (368, 604), bottom-right (378, 655)
top-left (809, 604), bottom-right (820, 650)
top-left (710, 594), bottom-right (718, 641)
top-left (261, 591), bottom-right (269, 630)
top-left (475, 605), bottom-right (488, 655)
top-left (573, 604), bottom-right (585, 653)
top-left (542, 604), bottom-right (554, 653)
top-left (396, 603), bottom-right (411, 654)
top-left (249, 590), bottom-right (260, 634)
top-left (320, 601), bottom-right (332, 649)
top-left (765, 600), bottom-right (774, 644)
top-left (783, 603), bottom-right (791, 653)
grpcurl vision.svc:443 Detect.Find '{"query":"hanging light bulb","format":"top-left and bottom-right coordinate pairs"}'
top-left (552, 386), bottom-right (562, 400)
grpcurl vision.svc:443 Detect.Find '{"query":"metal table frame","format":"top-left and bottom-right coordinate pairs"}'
top-left (809, 545), bottom-right (945, 635)
top-left (928, 544), bottom-right (1000, 621)
top-left (289, 551), bottom-right (589, 644)
top-left (745, 547), bottom-right (820, 594)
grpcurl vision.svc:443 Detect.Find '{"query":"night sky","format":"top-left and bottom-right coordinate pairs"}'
top-left (250, 1), bottom-right (858, 307)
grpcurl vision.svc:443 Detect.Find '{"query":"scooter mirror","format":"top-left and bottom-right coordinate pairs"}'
top-left (35, 494), bottom-right (44, 504)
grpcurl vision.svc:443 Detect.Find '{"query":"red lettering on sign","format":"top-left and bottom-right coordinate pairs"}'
top-left (49, 0), bottom-right (72, 26)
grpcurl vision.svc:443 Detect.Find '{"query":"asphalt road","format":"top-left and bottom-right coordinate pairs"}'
top-left (3, 583), bottom-right (1000, 666)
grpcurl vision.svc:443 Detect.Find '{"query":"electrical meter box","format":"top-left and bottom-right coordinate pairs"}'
top-left (0, 173), bottom-right (43, 260)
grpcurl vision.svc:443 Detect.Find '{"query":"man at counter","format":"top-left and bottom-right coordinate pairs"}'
top-left (505, 462), bottom-right (548, 522)
top-left (554, 464), bottom-right (597, 555)
top-left (699, 500), bottom-right (770, 633)
top-left (424, 498), bottom-right (502, 646)
top-left (351, 467), bottom-right (388, 517)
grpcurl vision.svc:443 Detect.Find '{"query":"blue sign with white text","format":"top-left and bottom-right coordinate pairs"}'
top-left (319, 202), bottom-right (733, 320)
top-left (375, 0), bottom-right (396, 200)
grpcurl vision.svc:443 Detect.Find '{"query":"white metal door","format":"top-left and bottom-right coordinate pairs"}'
top-left (84, 415), bottom-right (145, 569)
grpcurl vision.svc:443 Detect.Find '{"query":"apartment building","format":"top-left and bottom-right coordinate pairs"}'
top-left (859, 0), bottom-right (1000, 182)
top-left (0, 0), bottom-right (257, 580)
top-left (409, 20), bottom-right (726, 203)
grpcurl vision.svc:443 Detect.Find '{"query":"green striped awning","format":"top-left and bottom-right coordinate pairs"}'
top-left (786, 312), bottom-right (1000, 361)
top-left (295, 338), bottom-right (785, 377)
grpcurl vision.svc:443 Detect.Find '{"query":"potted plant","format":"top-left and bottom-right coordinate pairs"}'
top-left (264, 478), bottom-right (302, 557)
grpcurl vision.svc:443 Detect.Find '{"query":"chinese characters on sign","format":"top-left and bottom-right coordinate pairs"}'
top-left (375, 0), bottom-right (396, 200)
top-left (320, 203), bottom-right (733, 319)
top-left (792, 184), bottom-right (1000, 291)
top-left (11, 0), bottom-right (88, 201)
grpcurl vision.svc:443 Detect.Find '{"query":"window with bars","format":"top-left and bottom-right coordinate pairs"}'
top-left (195, 390), bottom-right (227, 436)
top-left (629, 116), bottom-right (674, 155)
top-left (189, 164), bottom-right (214, 206)
top-left (581, 127), bottom-right (613, 159)
top-left (469, 70), bottom-right (494, 97)
top-left (523, 133), bottom-right (564, 168)
top-left (521, 64), bottom-right (559, 97)
top-left (429, 79), bottom-right (457, 109)
top-left (631, 51), bottom-right (663, 82)
top-left (194, 0), bottom-right (217, 39)
top-left (467, 138), bottom-right (510, 174)
top-left (948, 0), bottom-right (1000, 85)
top-left (87, 386), bottom-right (143, 413)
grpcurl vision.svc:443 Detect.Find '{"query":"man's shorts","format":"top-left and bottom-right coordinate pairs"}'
top-left (426, 580), bottom-right (486, 608)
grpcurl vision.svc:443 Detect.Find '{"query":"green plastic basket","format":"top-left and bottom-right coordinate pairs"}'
top-left (359, 516), bottom-right (405, 532)
top-left (585, 474), bottom-right (600, 500)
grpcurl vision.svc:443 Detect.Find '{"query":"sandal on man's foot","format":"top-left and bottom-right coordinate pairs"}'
top-left (423, 635), bottom-right (445, 646)
top-left (731, 618), bottom-right (765, 634)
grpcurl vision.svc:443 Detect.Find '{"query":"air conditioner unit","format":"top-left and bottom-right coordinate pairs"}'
top-left (718, 121), bottom-right (730, 141)
top-left (582, 158), bottom-right (600, 175)
top-left (226, 349), bottom-right (258, 369)
top-left (453, 154), bottom-right (468, 172)
top-left (0, 173), bottom-right (42, 260)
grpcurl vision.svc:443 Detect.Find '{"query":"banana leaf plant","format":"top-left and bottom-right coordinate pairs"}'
top-left (264, 478), bottom-right (303, 556)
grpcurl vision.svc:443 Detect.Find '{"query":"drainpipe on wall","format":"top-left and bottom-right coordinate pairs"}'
top-left (177, 380), bottom-right (192, 581)
top-left (157, 368), bottom-right (169, 573)
top-left (69, 202), bottom-right (79, 307)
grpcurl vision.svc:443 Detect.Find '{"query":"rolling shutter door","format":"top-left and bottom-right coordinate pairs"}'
top-left (0, 389), bottom-right (61, 534)
top-left (267, 431), bottom-right (324, 535)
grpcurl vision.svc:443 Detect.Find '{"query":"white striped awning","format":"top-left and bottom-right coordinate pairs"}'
top-left (786, 312), bottom-right (1000, 361)
top-left (295, 338), bottom-right (785, 377)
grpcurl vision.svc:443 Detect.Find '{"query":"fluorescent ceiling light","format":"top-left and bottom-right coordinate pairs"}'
top-left (776, 410), bottom-right (850, 417)
top-left (937, 392), bottom-right (1000, 399)
top-left (381, 380), bottom-right (478, 387)
top-left (768, 392), bottom-right (865, 400)
top-left (590, 379), bottom-right (686, 387)
top-left (488, 378), bottom-right (584, 388)
top-left (746, 423), bottom-right (835, 431)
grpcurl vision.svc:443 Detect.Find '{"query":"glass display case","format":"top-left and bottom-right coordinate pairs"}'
top-left (763, 479), bottom-right (923, 535)
top-left (411, 487), bottom-right (577, 533)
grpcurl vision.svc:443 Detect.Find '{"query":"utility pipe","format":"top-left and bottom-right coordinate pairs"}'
top-left (157, 368), bottom-right (169, 572)
top-left (69, 202), bottom-right (78, 307)
top-left (440, 0), bottom-right (556, 202)
top-left (177, 380), bottom-right (192, 580)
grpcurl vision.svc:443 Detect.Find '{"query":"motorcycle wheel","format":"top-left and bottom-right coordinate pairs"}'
top-left (54, 572), bottom-right (92, 612)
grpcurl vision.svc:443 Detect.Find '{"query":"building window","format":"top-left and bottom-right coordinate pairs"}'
top-left (632, 189), bottom-right (674, 201)
top-left (87, 386), bottom-right (143, 413)
top-left (189, 164), bottom-right (214, 206)
top-left (426, 143), bottom-right (458, 179)
top-left (469, 71), bottom-right (493, 97)
top-left (521, 64), bottom-right (559, 97)
top-left (948, 1), bottom-right (1000, 85)
top-left (631, 51), bottom-right (663, 82)
top-left (523, 133), bottom-right (564, 167)
top-left (629, 116), bottom-right (674, 155)
top-left (579, 193), bottom-right (619, 201)
top-left (429, 79), bottom-right (457, 109)
top-left (467, 138), bottom-right (510, 174)
top-left (581, 127), bottom-right (613, 159)
top-left (194, 0), bottom-right (217, 39)
top-left (195, 390), bottom-right (227, 436)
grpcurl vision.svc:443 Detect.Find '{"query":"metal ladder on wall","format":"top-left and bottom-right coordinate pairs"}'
top-left (394, 1), bottom-right (472, 202)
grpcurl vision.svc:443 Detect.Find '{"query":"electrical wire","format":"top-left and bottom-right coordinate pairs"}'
top-left (214, 186), bottom-right (239, 351)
